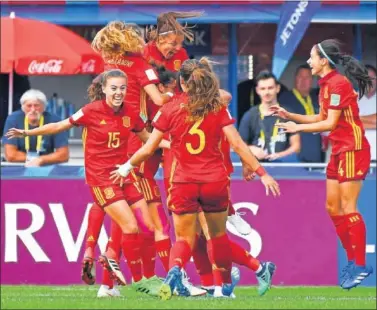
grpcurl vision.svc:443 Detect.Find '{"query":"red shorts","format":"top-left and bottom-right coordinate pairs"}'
top-left (89, 183), bottom-right (143, 209)
top-left (137, 177), bottom-right (162, 204)
top-left (167, 180), bottom-right (230, 215)
top-left (326, 149), bottom-right (370, 183)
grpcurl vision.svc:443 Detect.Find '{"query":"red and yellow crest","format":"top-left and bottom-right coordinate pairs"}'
top-left (104, 187), bottom-right (115, 199)
top-left (174, 60), bottom-right (182, 71)
top-left (122, 116), bottom-right (130, 128)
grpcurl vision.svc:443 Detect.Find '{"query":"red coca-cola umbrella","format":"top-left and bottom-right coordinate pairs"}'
top-left (1, 12), bottom-right (104, 114)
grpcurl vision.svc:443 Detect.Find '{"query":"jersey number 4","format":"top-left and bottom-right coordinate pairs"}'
top-left (186, 119), bottom-right (205, 155)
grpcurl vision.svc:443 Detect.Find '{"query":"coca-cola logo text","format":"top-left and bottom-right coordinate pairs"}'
top-left (28, 60), bottom-right (63, 74)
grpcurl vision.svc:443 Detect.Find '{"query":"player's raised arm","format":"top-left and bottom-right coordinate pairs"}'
top-left (222, 124), bottom-right (280, 197)
top-left (6, 118), bottom-right (73, 139)
top-left (269, 105), bottom-right (323, 124)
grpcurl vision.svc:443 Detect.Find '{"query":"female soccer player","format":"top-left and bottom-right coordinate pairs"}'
top-left (111, 58), bottom-right (280, 300)
top-left (91, 21), bottom-right (175, 282)
top-left (6, 69), bottom-right (169, 296)
top-left (272, 39), bottom-right (374, 290)
top-left (145, 11), bottom-right (252, 237)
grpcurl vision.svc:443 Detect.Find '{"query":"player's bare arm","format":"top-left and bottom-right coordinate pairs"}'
top-left (277, 109), bottom-right (342, 133)
top-left (269, 105), bottom-right (323, 124)
top-left (222, 124), bottom-right (280, 197)
top-left (136, 128), bottom-right (170, 149)
top-left (6, 118), bottom-right (73, 139)
top-left (144, 84), bottom-right (173, 106)
top-left (111, 129), bottom-right (165, 182)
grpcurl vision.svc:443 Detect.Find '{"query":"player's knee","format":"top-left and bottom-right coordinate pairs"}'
top-left (340, 199), bottom-right (357, 215)
top-left (325, 199), bottom-right (340, 216)
top-left (122, 223), bottom-right (139, 234)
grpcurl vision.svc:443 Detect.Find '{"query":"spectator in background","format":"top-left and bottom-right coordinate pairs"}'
top-left (358, 64), bottom-right (376, 162)
top-left (279, 64), bottom-right (323, 163)
top-left (239, 71), bottom-right (300, 162)
top-left (237, 53), bottom-right (288, 122)
top-left (0, 73), bottom-right (31, 136)
top-left (2, 89), bottom-right (69, 166)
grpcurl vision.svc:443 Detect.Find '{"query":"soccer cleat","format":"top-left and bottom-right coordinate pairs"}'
top-left (342, 265), bottom-right (373, 290)
top-left (340, 261), bottom-right (354, 286)
top-left (200, 286), bottom-right (215, 296)
top-left (227, 212), bottom-right (252, 235)
top-left (131, 277), bottom-right (150, 294)
top-left (97, 285), bottom-right (121, 298)
top-left (98, 255), bottom-right (126, 286)
top-left (81, 251), bottom-right (96, 285)
top-left (143, 276), bottom-right (164, 296)
top-left (222, 266), bottom-right (240, 298)
top-left (159, 266), bottom-right (188, 300)
top-left (256, 262), bottom-right (276, 296)
top-left (179, 269), bottom-right (207, 297)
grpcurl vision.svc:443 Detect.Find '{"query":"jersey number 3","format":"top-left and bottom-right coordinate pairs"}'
top-left (186, 119), bottom-right (205, 155)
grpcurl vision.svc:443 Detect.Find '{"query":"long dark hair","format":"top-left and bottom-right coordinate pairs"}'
top-left (316, 39), bottom-right (373, 99)
top-left (87, 69), bottom-right (127, 102)
top-left (153, 65), bottom-right (177, 87)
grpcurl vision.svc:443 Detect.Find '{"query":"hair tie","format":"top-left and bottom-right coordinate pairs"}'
top-left (318, 43), bottom-right (336, 66)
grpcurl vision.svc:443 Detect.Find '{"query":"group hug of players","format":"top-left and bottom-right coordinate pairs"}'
top-left (6, 10), bottom-right (374, 300)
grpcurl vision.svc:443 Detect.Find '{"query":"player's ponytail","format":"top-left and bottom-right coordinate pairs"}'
top-left (147, 11), bottom-right (203, 42)
top-left (87, 69), bottom-right (127, 102)
top-left (316, 39), bottom-right (373, 99)
top-left (180, 58), bottom-right (222, 122)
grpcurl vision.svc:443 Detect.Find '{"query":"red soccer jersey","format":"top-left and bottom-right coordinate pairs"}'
top-left (152, 93), bottom-right (235, 183)
top-left (69, 100), bottom-right (144, 186)
top-left (318, 70), bottom-right (370, 154)
top-left (144, 41), bottom-right (189, 72)
top-left (104, 54), bottom-right (159, 154)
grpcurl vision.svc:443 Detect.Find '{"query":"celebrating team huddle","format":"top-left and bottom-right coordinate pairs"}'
top-left (6, 10), bottom-right (373, 300)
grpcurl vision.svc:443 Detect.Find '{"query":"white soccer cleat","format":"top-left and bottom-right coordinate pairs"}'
top-left (97, 285), bottom-right (121, 298)
top-left (178, 269), bottom-right (207, 297)
top-left (227, 212), bottom-right (252, 235)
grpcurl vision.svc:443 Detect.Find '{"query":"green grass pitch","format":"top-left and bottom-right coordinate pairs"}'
top-left (1, 285), bottom-right (376, 309)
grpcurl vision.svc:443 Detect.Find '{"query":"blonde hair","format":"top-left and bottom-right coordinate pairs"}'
top-left (180, 57), bottom-right (223, 122)
top-left (92, 21), bottom-right (144, 59)
top-left (147, 11), bottom-right (203, 43)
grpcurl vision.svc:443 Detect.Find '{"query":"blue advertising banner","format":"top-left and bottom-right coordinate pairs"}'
top-left (272, 0), bottom-right (322, 79)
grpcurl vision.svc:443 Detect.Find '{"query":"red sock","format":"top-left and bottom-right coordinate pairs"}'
top-left (207, 234), bottom-right (232, 285)
top-left (156, 238), bottom-right (172, 272)
top-left (345, 213), bottom-right (366, 266)
top-left (141, 234), bottom-right (156, 278)
top-left (229, 240), bottom-right (260, 271)
top-left (331, 215), bottom-right (355, 262)
top-left (168, 240), bottom-right (192, 269)
top-left (85, 203), bottom-right (105, 250)
top-left (102, 269), bottom-right (114, 289)
top-left (107, 220), bottom-right (123, 259)
top-left (228, 203), bottom-right (236, 216)
top-left (192, 234), bottom-right (214, 287)
top-left (122, 233), bottom-right (143, 282)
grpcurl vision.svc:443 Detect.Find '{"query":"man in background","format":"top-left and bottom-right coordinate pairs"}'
top-left (279, 64), bottom-right (323, 163)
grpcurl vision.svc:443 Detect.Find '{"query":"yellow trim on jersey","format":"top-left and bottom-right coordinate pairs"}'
top-left (344, 107), bottom-right (362, 150)
top-left (82, 127), bottom-right (88, 153)
top-left (93, 187), bottom-right (106, 206)
top-left (143, 178), bottom-right (154, 201)
top-left (140, 89), bottom-right (148, 121)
